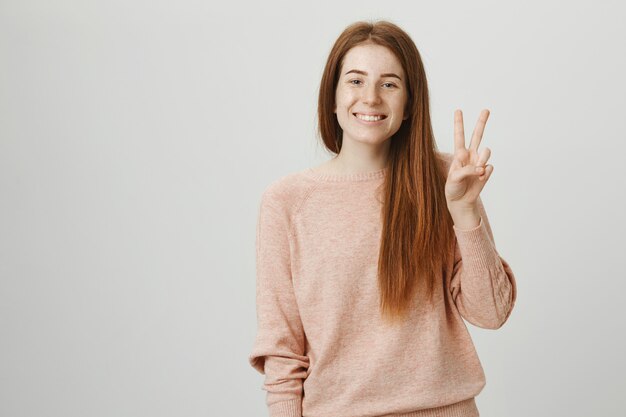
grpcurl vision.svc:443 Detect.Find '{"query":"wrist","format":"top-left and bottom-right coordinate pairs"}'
top-left (447, 203), bottom-right (481, 230)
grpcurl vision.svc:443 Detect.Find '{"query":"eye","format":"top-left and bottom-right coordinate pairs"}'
top-left (383, 82), bottom-right (397, 88)
top-left (349, 79), bottom-right (362, 85)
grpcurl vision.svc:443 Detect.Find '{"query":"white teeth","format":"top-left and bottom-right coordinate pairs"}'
top-left (355, 113), bottom-right (385, 121)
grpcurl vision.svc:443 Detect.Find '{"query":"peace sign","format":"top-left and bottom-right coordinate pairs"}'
top-left (445, 109), bottom-right (494, 208)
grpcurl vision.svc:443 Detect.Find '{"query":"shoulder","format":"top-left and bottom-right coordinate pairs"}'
top-left (258, 168), bottom-right (317, 216)
top-left (435, 150), bottom-right (454, 174)
top-left (436, 150), bottom-right (454, 162)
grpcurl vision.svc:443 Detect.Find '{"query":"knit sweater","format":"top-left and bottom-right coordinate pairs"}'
top-left (248, 151), bottom-right (517, 417)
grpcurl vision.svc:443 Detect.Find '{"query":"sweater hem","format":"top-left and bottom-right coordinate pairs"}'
top-left (376, 397), bottom-right (479, 417)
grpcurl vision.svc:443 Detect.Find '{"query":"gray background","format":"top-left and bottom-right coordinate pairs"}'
top-left (1, 0), bottom-right (625, 416)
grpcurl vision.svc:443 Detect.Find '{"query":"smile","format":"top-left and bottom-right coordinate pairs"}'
top-left (353, 113), bottom-right (387, 122)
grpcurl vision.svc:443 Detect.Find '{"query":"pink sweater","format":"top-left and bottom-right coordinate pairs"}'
top-left (248, 152), bottom-right (517, 417)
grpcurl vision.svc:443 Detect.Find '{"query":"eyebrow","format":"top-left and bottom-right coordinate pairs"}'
top-left (344, 69), bottom-right (402, 80)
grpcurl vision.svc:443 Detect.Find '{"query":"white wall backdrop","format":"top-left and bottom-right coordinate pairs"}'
top-left (1, 0), bottom-right (625, 416)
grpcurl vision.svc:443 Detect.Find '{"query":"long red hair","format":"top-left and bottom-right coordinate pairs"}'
top-left (317, 20), bottom-right (455, 324)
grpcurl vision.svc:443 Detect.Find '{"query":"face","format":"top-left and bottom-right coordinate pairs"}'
top-left (334, 42), bottom-right (409, 146)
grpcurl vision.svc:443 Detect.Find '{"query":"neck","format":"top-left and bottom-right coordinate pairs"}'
top-left (332, 138), bottom-right (390, 174)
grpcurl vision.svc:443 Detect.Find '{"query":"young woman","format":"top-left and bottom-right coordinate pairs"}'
top-left (248, 20), bottom-right (517, 417)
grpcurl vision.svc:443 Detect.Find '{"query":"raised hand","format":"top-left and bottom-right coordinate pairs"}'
top-left (445, 109), bottom-right (494, 210)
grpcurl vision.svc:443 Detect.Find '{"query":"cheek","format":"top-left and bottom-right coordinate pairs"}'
top-left (335, 88), bottom-right (356, 107)
top-left (397, 96), bottom-right (409, 114)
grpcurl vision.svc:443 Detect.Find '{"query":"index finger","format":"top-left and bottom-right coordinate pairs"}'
top-left (454, 109), bottom-right (466, 152)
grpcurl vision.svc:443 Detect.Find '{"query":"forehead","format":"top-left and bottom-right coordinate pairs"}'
top-left (341, 43), bottom-right (404, 76)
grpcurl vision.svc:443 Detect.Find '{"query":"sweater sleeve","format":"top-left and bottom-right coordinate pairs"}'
top-left (248, 188), bottom-right (309, 417)
top-left (449, 196), bottom-right (517, 329)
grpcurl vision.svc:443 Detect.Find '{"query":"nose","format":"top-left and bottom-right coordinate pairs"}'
top-left (361, 83), bottom-right (382, 106)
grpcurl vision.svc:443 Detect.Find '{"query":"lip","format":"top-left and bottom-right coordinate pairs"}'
top-left (353, 112), bottom-right (387, 124)
top-left (353, 112), bottom-right (387, 117)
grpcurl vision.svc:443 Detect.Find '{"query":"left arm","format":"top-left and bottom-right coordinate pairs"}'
top-left (445, 108), bottom-right (517, 329)
top-left (448, 196), bottom-right (517, 329)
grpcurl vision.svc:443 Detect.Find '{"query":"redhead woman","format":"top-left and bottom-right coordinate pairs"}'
top-left (248, 20), bottom-right (517, 417)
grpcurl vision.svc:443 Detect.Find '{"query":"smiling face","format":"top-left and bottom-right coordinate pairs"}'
top-left (334, 42), bottom-right (409, 147)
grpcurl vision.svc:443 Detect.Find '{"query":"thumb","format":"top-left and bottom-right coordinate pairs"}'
top-left (451, 164), bottom-right (484, 182)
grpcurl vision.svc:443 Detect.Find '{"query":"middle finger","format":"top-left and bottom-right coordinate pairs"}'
top-left (469, 109), bottom-right (490, 152)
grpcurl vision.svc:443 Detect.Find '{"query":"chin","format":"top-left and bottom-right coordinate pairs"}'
top-left (351, 135), bottom-right (391, 145)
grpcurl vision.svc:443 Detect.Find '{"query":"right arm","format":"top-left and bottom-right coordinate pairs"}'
top-left (248, 188), bottom-right (309, 417)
